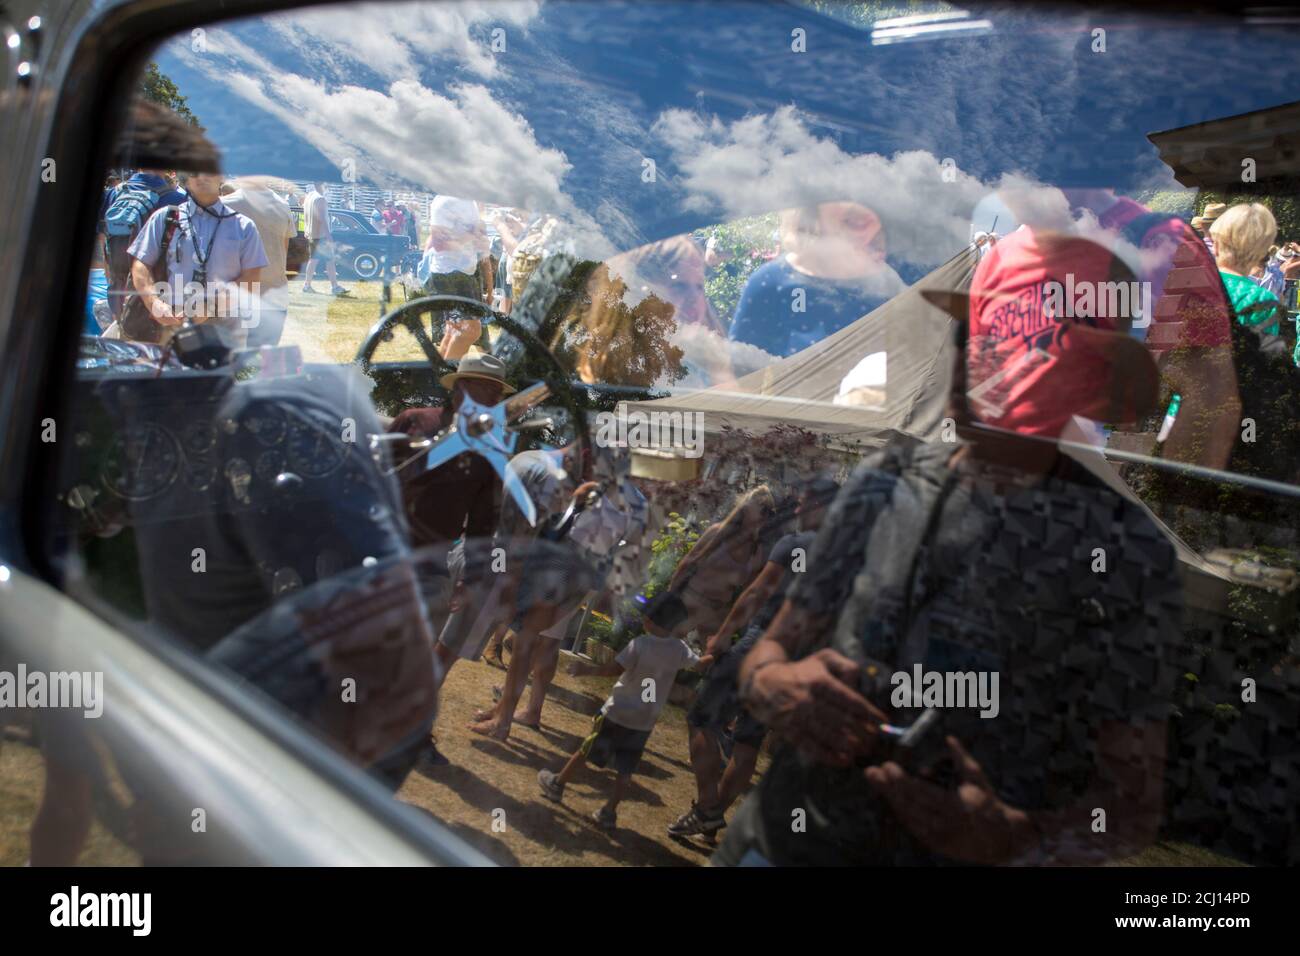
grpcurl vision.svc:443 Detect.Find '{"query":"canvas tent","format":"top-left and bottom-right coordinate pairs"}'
top-left (623, 246), bottom-right (980, 448)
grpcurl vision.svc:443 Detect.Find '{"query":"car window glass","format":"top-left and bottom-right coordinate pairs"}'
top-left (29, 0), bottom-right (1300, 867)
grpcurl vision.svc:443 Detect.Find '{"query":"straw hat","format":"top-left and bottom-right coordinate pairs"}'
top-left (439, 349), bottom-right (516, 395)
top-left (1192, 202), bottom-right (1228, 230)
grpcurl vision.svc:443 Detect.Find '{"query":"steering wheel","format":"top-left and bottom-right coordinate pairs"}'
top-left (354, 293), bottom-right (595, 526)
top-left (354, 293), bottom-right (492, 380)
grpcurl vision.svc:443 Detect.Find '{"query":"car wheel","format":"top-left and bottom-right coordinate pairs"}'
top-left (353, 250), bottom-right (381, 280)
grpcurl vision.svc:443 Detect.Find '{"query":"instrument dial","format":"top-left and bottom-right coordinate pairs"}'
top-left (103, 423), bottom-right (180, 500)
top-left (287, 411), bottom-right (347, 477)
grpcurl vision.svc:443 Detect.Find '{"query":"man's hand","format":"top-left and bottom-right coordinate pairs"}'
top-left (749, 648), bottom-right (885, 766)
top-left (571, 480), bottom-right (600, 503)
top-left (148, 296), bottom-right (182, 326)
top-left (865, 736), bottom-right (1035, 864)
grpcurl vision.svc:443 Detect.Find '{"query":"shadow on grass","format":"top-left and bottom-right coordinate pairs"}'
top-left (415, 757), bottom-right (690, 866)
top-left (406, 805), bottom-right (521, 866)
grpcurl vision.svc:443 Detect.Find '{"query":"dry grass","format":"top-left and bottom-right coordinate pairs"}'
top-left (397, 651), bottom-right (731, 866)
top-left (0, 731), bottom-right (139, 867)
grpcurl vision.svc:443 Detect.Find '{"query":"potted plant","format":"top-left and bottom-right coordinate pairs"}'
top-left (582, 611), bottom-right (618, 664)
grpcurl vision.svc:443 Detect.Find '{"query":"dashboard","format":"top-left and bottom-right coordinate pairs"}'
top-left (61, 364), bottom-right (393, 529)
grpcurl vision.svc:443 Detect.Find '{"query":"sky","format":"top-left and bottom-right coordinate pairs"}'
top-left (155, 1), bottom-right (1300, 266)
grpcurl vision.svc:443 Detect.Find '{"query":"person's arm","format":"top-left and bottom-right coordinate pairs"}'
top-left (739, 460), bottom-right (903, 765)
top-left (127, 209), bottom-right (181, 324)
top-left (481, 256), bottom-right (495, 303)
top-left (1150, 235), bottom-right (1244, 470)
top-left (704, 560), bottom-right (783, 657)
top-left (739, 600), bottom-right (884, 767)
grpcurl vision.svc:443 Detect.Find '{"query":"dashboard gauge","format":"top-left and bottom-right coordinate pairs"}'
top-left (183, 420), bottom-right (217, 455)
top-left (184, 460), bottom-right (218, 492)
top-left (242, 405), bottom-right (287, 447)
top-left (103, 423), bottom-right (180, 500)
top-left (256, 451), bottom-right (285, 483)
top-left (287, 412), bottom-right (348, 477)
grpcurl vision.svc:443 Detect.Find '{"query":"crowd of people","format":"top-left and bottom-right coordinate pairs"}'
top-left (69, 163), bottom-right (1300, 864)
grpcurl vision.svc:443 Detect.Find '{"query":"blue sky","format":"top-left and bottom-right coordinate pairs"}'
top-left (157, 1), bottom-right (1300, 264)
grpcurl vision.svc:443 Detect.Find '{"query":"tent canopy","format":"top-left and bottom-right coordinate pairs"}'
top-left (626, 247), bottom-right (979, 448)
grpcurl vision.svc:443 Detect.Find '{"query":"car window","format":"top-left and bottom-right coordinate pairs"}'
top-left (24, 0), bottom-right (1300, 867)
top-left (329, 211), bottom-right (363, 234)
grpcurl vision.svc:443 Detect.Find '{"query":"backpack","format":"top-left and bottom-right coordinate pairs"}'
top-left (103, 182), bottom-right (161, 238)
top-left (103, 183), bottom-right (164, 297)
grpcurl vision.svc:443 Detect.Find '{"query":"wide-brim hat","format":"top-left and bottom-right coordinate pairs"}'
top-left (439, 349), bottom-right (516, 395)
top-left (1193, 202), bottom-right (1228, 229)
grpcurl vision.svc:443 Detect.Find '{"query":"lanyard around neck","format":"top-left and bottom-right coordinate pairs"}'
top-left (184, 202), bottom-right (233, 270)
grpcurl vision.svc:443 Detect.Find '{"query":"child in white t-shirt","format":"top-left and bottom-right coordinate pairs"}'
top-left (538, 603), bottom-right (711, 830)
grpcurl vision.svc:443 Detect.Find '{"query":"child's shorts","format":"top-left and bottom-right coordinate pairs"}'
top-left (580, 713), bottom-right (651, 776)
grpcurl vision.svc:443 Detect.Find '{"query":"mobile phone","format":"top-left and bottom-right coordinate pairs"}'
top-left (879, 708), bottom-right (950, 775)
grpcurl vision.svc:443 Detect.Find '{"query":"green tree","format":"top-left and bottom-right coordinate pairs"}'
top-left (697, 213), bottom-right (780, 323)
top-left (140, 62), bottom-right (200, 128)
top-left (1193, 182), bottom-right (1300, 243)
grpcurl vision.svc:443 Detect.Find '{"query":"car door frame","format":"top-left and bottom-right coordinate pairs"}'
top-left (0, 0), bottom-right (489, 866)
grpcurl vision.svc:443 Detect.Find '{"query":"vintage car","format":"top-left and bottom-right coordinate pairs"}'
top-left (286, 205), bottom-right (412, 280)
top-left (1, 0), bottom-right (1297, 877)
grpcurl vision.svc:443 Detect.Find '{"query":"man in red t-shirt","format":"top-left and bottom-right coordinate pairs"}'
top-left (968, 188), bottom-right (1241, 466)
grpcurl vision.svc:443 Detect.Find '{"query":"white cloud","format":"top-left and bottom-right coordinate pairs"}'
top-left (652, 105), bottom-right (998, 268)
top-left (264, 1), bottom-right (541, 82)
top-left (174, 8), bottom-right (620, 260)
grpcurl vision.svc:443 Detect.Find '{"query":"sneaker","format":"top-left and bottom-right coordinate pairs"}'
top-left (667, 802), bottom-right (724, 837)
top-left (302, 285), bottom-right (319, 294)
top-left (537, 769), bottom-right (565, 803)
top-left (592, 806), bottom-right (617, 830)
top-left (330, 285), bottom-right (352, 296)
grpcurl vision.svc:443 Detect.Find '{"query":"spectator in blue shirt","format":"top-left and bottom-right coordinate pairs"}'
top-left (728, 203), bottom-right (907, 360)
top-left (128, 171), bottom-right (268, 347)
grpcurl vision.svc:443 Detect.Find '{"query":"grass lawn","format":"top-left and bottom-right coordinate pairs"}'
top-left (282, 279), bottom-right (404, 365)
top-left (281, 279), bottom-right (465, 366)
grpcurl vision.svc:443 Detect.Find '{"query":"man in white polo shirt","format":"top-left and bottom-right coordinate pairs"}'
top-left (419, 194), bottom-right (493, 359)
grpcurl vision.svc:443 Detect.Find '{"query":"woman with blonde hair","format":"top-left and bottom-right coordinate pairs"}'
top-left (1211, 202), bottom-right (1285, 337)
